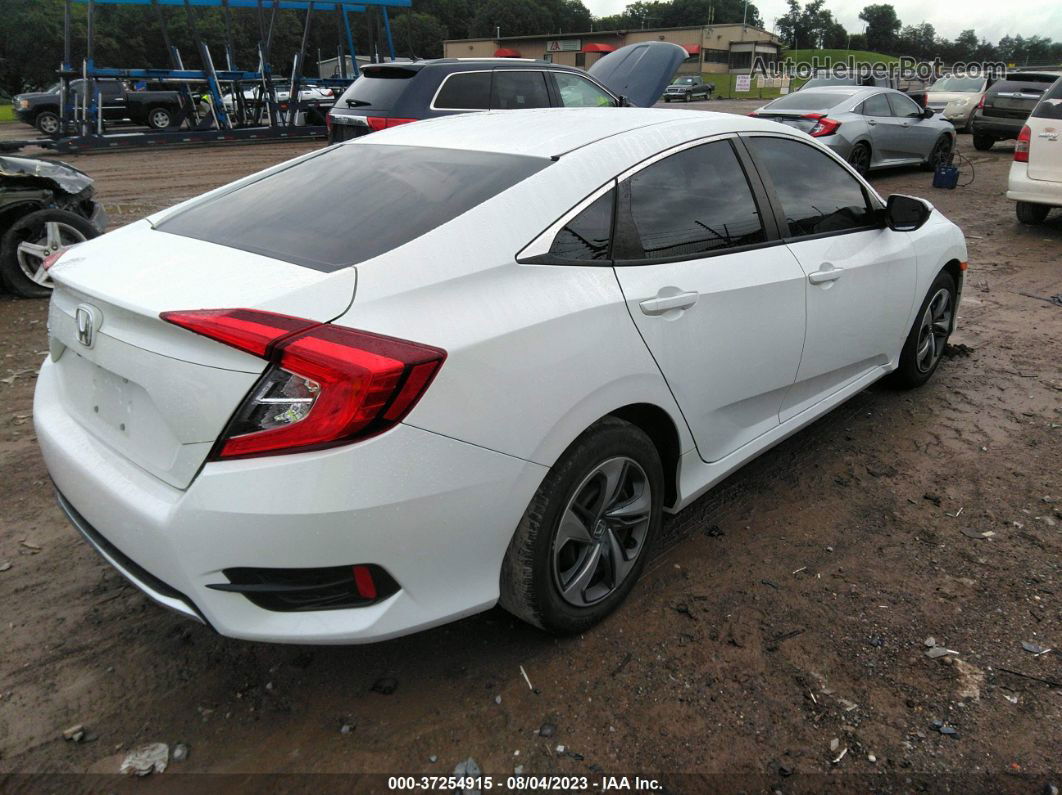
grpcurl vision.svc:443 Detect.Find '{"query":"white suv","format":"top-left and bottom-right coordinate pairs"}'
top-left (1007, 76), bottom-right (1062, 224)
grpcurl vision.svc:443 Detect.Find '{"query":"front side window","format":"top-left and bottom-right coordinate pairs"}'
top-left (434, 72), bottom-right (491, 110)
top-left (746, 136), bottom-right (875, 238)
top-left (490, 71), bottom-right (550, 110)
top-left (157, 145), bottom-right (550, 271)
top-left (547, 189), bottom-right (614, 261)
top-left (860, 93), bottom-right (893, 117)
top-left (618, 139), bottom-right (766, 261)
top-left (553, 73), bottom-right (616, 107)
top-left (886, 92), bottom-right (922, 117)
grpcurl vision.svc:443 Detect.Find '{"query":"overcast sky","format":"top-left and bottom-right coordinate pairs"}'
top-left (582, 0), bottom-right (1062, 45)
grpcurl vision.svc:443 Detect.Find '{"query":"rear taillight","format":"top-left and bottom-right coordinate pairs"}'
top-left (803, 113), bottom-right (841, 137)
top-left (325, 113), bottom-right (333, 133)
top-left (161, 309), bottom-right (445, 460)
top-left (1015, 125), bottom-right (1031, 162)
top-left (365, 116), bottom-right (417, 132)
top-left (976, 95), bottom-right (985, 109)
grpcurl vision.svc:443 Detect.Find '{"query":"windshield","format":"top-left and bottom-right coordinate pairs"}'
top-left (673, 77), bottom-right (696, 85)
top-left (764, 91), bottom-right (851, 110)
top-left (929, 76), bottom-right (985, 93)
top-left (157, 144), bottom-right (550, 271)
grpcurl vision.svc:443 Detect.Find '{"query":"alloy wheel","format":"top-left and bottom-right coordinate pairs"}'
top-left (552, 456), bottom-right (652, 607)
top-left (915, 287), bottom-right (952, 373)
top-left (37, 113), bottom-right (60, 135)
top-left (15, 220), bottom-right (87, 288)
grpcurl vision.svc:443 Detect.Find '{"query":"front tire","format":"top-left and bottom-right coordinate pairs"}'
top-left (0, 209), bottom-right (98, 298)
top-left (1015, 201), bottom-right (1050, 225)
top-left (890, 270), bottom-right (957, 389)
top-left (972, 134), bottom-right (994, 151)
top-left (923, 134), bottom-right (953, 170)
top-left (500, 417), bottom-right (664, 634)
top-left (34, 110), bottom-right (61, 136)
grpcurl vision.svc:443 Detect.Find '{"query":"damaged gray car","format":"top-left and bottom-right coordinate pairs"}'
top-left (0, 156), bottom-right (107, 298)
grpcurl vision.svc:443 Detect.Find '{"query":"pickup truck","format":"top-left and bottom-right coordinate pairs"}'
top-left (12, 79), bottom-right (183, 135)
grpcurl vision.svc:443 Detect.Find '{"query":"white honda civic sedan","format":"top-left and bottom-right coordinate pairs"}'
top-left (35, 107), bottom-right (967, 644)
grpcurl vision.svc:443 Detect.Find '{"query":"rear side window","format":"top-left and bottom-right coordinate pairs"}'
top-left (547, 189), bottom-right (614, 261)
top-left (491, 71), bottom-right (550, 109)
top-left (747, 136), bottom-right (874, 238)
top-left (860, 93), bottom-right (892, 116)
top-left (618, 140), bottom-right (766, 261)
top-left (434, 72), bottom-right (491, 110)
top-left (991, 77), bottom-right (1057, 95)
top-left (768, 92), bottom-right (850, 110)
top-left (337, 68), bottom-right (416, 109)
top-left (157, 145), bottom-right (550, 271)
top-left (1032, 77), bottom-right (1062, 119)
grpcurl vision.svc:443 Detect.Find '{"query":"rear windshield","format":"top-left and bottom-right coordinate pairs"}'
top-left (802, 76), bottom-right (858, 89)
top-left (337, 68), bottom-right (416, 109)
top-left (928, 76), bottom-right (985, 92)
top-left (157, 144), bottom-right (550, 271)
top-left (1032, 77), bottom-right (1062, 119)
top-left (766, 91), bottom-right (850, 110)
top-left (991, 76), bottom-right (1059, 95)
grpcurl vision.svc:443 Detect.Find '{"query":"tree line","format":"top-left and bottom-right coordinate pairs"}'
top-left (1, 0), bottom-right (1059, 97)
top-left (779, 0), bottom-right (1062, 65)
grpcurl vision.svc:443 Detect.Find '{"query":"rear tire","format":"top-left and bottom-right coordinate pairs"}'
top-left (146, 106), bottom-right (173, 130)
top-left (972, 134), bottom-right (994, 151)
top-left (890, 270), bottom-right (957, 389)
top-left (1015, 201), bottom-right (1050, 225)
top-left (499, 417), bottom-right (664, 634)
top-left (847, 142), bottom-right (871, 176)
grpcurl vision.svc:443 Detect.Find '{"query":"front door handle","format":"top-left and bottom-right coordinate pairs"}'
top-left (867, 119), bottom-right (876, 126)
top-left (639, 290), bottom-right (699, 316)
top-left (808, 266), bottom-right (844, 284)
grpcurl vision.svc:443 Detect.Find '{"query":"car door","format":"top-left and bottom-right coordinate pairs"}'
top-left (742, 135), bottom-right (917, 420)
top-left (489, 70), bottom-right (550, 110)
top-left (885, 91), bottom-right (937, 160)
top-left (611, 137), bottom-right (807, 463)
top-left (99, 81), bottom-right (127, 121)
top-left (858, 91), bottom-right (899, 163)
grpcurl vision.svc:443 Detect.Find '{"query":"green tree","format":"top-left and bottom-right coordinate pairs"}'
top-left (858, 4), bottom-right (901, 54)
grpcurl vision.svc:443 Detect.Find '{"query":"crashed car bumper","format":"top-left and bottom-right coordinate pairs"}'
top-left (88, 200), bottom-right (108, 233)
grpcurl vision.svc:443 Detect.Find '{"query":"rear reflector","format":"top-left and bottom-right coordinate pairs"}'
top-left (365, 116), bottom-right (417, 132)
top-left (161, 309), bottom-right (445, 459)
top-left (1015, 125), bottom-right (1031, 163)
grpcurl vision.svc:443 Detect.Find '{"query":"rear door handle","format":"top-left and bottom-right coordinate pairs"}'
top-left (867, 119), bottom-right (876, 126)
top-left (808, 266), bottom-right (844, 284)
top-left (639, 290), bottom-right (699, 316)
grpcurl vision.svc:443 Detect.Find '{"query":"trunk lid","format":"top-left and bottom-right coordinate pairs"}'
top-left (588, 41), bottom-right (688, 109)
top-left (46, 221), bottom-right (357, 489)
top-left (1027, 81), bottom-right (1062, 182)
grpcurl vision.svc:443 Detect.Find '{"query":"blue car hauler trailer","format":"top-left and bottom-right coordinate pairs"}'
top-left (38, 0), bottom-right (409, 152)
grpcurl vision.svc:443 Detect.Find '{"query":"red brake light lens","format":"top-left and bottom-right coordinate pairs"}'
top-left (976, 95), bottom-right (985, 109)
top-left (365, 116), bottom-right (417, 132)
top-left (161, 309), bottom-right (445, 460)
top-left (1015, 125), bottom-right (1031, 162)
top-left (802, 113), bottom-right (841, 137)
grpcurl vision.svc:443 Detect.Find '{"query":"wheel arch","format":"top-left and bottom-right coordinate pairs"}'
top-left (607, 402), bottom-right (682, 508)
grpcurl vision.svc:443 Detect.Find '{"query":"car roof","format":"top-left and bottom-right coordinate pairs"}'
top-left (361, 58), bottom-right (587, 75)
top-left (345, 107), bottom-right (793, 159)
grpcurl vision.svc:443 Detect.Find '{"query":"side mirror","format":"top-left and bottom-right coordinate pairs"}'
top-left (886, 194), bottom-right (932, 231)
top-left (922, 106), bottom-right (935, 118)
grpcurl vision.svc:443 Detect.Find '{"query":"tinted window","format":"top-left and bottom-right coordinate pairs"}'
top-left (1032, 77), bottom-right (1062, 119)
top-left (748, 137), bottom-right (874, 238)
top-left (887, 92), bottom-right (922, 117)
top-left (928, 76), bottom-right (985, 92)
top-left (490, 71), bottom-right (549, 110)
top-left (861, 93), bottom-right (893, 116)
top-left (553, 73), bottom-right (616, 107)
top-left (767, 91), bottom-right (851, 110)
top-left (990, 77), bottom-right (1057, 95)
top-left (337, 68), bottom-right (416, 109)
top-left (158, 145), bottom-right (550, 271)
top-left (433, 72), bottom-right (491, 110)
top-left (620, 140), bottom-right (765, 261)
top-left (548, 189), bottom-right (613, 261)
top-left (802, 76), bottom-right (859, 89)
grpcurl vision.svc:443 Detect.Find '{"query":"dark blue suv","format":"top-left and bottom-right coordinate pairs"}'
top-left (327, 42), bottom-right (687, 143)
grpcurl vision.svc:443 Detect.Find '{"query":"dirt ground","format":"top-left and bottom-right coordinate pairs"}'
top-left (0, 103), bottom-right (1059, 791)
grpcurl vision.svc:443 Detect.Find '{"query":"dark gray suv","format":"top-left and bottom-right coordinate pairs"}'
top-left (327, 42), bottom-right (687, 143)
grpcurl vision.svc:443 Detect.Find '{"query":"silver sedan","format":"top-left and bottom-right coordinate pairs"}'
top-left (751, 86), bottom-right (956, 175)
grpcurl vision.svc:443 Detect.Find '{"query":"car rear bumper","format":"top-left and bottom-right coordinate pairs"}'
top-left (1006, 162), bottom-right (1062, 207)
top-left (36, 357), bottom-right (548, 644)
top-left (971, 115), bottom-right (1023, 139)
